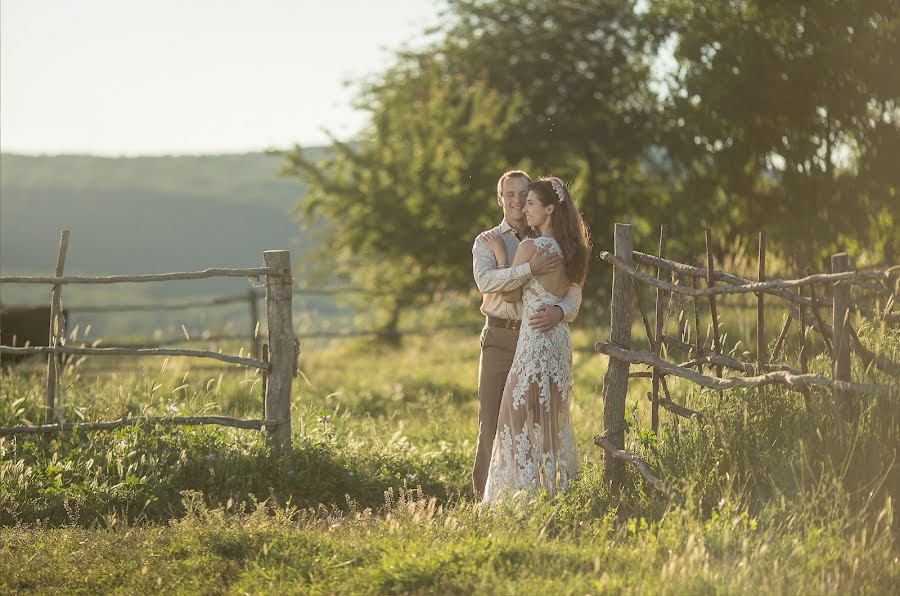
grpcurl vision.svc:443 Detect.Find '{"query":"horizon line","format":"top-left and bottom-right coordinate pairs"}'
top-left (0, 143), bottom-right (332, 159)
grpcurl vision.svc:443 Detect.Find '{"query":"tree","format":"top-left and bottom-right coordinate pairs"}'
top-left (284, 0), bottom-right (665, 334)
top-left (651, 0), bottom-right (900, 265)
top-left (283, 63), bottom-right (519, 338)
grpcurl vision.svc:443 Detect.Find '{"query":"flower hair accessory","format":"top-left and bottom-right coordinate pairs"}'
top-left (549, 177), bottom-right (566, 204)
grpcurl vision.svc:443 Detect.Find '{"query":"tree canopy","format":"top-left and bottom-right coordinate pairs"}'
top-left (285, 0), bottom-right (899, 331)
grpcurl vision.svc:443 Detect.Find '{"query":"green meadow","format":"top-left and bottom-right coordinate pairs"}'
top-left (1, 316), bottom-right (897, 594)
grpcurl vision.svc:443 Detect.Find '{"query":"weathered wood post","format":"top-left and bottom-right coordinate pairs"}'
top-left (757, 230), bottom-right (766, 371)
top-left (264, 250), bottom-right (294, 449)
top-left (705, 230), bottom-right (724, 397)
top-left (46, 230), bottom-right (69, 424)
top-left (602, 223), bottom-right (634, 486)
top-left (831, 252), bottom-right (851, 428)
top-left (248, 288), bottom-right (260, 359)
top-left (651, 224), bottom-right (668, 433)
top-left (261, 343), bottom-right (269, 420)
top-left (692, 272), bottom-right (702, 372)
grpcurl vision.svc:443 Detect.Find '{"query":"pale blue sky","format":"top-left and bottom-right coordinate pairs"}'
top-left (0, 0), bottom-right (441, 155)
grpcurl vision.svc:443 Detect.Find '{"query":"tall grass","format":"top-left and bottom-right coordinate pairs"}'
top-left (1, 316), bottom-right (896, 593)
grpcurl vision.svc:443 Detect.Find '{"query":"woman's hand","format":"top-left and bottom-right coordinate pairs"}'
top-left (482, 230), bottom-right (507, 266)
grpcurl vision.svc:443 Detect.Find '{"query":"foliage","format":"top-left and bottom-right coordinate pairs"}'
top-left (284, 67), bottom-right (517, 334)
top-left (650, 0), bottom-right (900, 264)
top-left (284, 0), bottom-right (667, 328)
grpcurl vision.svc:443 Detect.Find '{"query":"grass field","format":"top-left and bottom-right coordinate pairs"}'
top-left (1, 316), bottom-right (898, 593)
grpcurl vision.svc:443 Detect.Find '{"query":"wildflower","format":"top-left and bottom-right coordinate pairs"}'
top-left (405, 473), bottom-right (417, 483)
top-left (167, 404), bottom-right (178, 415)
top-left (316, 415), bottom-right (332, 425)
top-left (37, 481), bottom-right (45, 489)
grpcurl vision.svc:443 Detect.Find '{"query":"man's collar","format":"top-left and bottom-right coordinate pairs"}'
top-left (499, 219), bottom-right (521, 235)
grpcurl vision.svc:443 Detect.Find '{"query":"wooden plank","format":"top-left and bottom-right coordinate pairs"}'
top-left (45, 230), bottom-right (69, 424)
top-left (264, 250), bottom-right (295, 450)
top-left (601, 223), bottom-right (634, 487)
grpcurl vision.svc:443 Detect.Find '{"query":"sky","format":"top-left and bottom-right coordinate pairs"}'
top-left (0, 0), bottom-right (442, 155)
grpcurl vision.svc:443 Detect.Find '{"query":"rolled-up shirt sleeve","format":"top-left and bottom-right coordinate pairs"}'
top-left (473, 236), bottom-right (533, 294)
top-left (558, 284), bottom-right (582, 323)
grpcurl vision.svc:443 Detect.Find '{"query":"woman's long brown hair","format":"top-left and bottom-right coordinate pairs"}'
top-left (527, 177), bottom-right (592, 285)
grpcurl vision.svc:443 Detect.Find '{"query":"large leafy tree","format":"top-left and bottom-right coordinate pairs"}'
top-left (652, 0), bottom-right (900, 265)
top-left (284, 63), bottom-right (518, 336)
top-left (430, 0), bottom-right (666, 248)
top-left (285, 0), bottom-right (664, 333)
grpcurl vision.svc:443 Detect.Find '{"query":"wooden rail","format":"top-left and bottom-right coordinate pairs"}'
top-left (1, 345), bottom-right (268, 371)
top-left (0, 268), bottom-right (282, 285)
top-left (0, 416), bottom-right (277, 436)
top-left (0, 230), bottom-right (296, 447)
top-left (595, 223), bottom-right (897, 498)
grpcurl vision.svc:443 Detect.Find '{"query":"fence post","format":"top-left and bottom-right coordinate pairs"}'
top-left (264, 250), bottom-right (294, 449)
top-left (757, 230), bottom-right (766, 371)
top-left (602, 223), bottom-right (634, 487)
top-left (651, 224), bottom-right (667, 433)
top-left (248, 288), bottom-right (260, 359)
top-left (45, 230), bottom-right (69, 424)
top-left (705, 230), bottom-right (724, 399)
top-left (831, 252), bottom-right (851, 429)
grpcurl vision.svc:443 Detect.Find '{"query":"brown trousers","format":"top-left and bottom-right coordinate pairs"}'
top-left (472, 324), bottom-right (519, 499)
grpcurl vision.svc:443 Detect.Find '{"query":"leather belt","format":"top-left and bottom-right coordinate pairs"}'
top-left (486, 316), bottom-right (521, 331)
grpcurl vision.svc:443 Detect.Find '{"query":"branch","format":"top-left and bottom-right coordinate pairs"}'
top-left (595, 340), bottom-right (895, 397)
top-left (594, 435), bottom-right (683, 503)
top-left (661, 334), bottom-right (755, 374)
top-left (632, 251), bottom-right (897, 295)
top-left (0, 345), bottom-right (269, 371)
top-left (645, 392), bottom-right (702, 421)
top-left (601, 252), bottom-right (898, 298)
top-left (0, 268), bottom-right (281, 285)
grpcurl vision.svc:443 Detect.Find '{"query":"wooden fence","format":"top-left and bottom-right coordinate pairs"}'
top-left (595, 223), bottom-right (899, 495)
top-left (0, 230), bottom-right (298, 448)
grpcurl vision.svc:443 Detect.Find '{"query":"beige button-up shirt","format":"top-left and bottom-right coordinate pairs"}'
top-left (473, 219), bottom-right (582, 322)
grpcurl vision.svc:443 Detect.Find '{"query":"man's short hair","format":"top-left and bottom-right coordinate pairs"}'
top-left (496, 170), bottom-right (531, 198)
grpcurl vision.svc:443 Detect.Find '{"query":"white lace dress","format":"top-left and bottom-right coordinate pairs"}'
top-left (482, 236), bottom-right (577, 504)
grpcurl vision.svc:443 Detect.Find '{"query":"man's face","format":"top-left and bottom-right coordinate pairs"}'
top-left (498, 176), bottom-right (529, 225)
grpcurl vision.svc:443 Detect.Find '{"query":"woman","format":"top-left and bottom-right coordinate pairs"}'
top-left (480, 176), bottom-right (591, 504)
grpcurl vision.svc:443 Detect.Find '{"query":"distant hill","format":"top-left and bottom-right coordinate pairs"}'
top-left (0, 150), bottom-right (343, 338)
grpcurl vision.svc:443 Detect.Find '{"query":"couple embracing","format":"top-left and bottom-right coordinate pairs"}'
top-left (472, 170), bottom-right (591, 506)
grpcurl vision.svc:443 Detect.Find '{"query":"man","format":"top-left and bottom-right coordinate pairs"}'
top-left (471, 169), bottom-right (582, 499)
